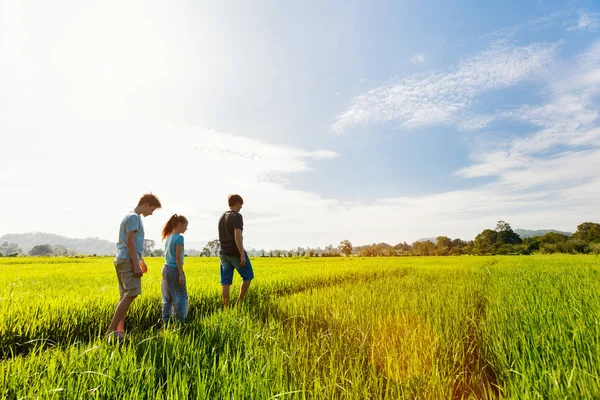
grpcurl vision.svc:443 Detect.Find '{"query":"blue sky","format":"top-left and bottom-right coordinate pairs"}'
top-left (1, 0), bottom-right (599, 249)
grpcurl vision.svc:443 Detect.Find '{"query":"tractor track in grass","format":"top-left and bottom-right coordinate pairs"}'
top-left (453, 260), bottom-right (500, 399)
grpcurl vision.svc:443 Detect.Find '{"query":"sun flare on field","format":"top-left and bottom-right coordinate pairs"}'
top-left (370, 312), bottom-right (438, 381)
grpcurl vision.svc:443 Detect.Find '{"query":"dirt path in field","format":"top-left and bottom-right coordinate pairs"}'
top-left (452, 266), bottom-right (500, 399)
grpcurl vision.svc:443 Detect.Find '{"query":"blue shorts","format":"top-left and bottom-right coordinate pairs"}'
top-left (220, 253), bottom-right (254, 285)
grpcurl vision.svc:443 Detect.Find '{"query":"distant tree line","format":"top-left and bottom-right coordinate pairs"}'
top-left (0, 239), bottom-right (161, 257)
top-left (0, 232), bottom-right (116, 255)
top-left (349, 221), bottom-right (600, 257)
top-left (0, 242), bottom-right (78, 257)
top-left (0, 241), bottom-right (22, 257)
top-left (193, 221), bottom-right (600, 258)
top-left (2, 221), bottom-right (599, 258)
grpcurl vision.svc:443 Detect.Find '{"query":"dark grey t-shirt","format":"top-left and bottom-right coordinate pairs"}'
top-left (218, 211), bottom-right (244, 256)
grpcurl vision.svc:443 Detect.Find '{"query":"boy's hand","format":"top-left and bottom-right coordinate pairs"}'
top-left (239, 253), bottom-right (246, 267)
top-left (139, 258), bottom-right (148, 274)
top-left (133, 265), bottom-right (143, 277)
top-left (178, 271), bottom-right (185, 286)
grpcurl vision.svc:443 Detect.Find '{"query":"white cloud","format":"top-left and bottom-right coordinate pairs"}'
top-left (325, 39), bottom-right (600, 243)
top-left (11, 110), bottom-right (597, 246)
top-left (0, 0), bottom-right (343, 249)
top-left (457, 115), bottom-right (497, 131)
top-left (331, 43), bottom-right (556, 133)
top-left (0, 121), bottom-right (342, 248)
top-left (480, 13), bottom-right (561, 41)
top-left (421, 40), bottom-right (600, 238)
top-left (457, 40), bottom-right (600, 178)
top-left (2, 1), bottom-right (600, 250)
top-left (566, 11), bottom-right (600, 31)
top-left (410, 53), bottom-right (425, 64)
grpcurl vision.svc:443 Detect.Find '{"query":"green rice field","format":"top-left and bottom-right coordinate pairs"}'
top-left (1, 255), bottom-right (600, 399)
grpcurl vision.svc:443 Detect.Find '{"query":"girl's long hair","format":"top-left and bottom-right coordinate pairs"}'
top-left (162, 214), bottom-right (188, 240)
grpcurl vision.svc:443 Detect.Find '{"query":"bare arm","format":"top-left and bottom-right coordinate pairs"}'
top-left (234, 228), bottom-right (246, 266)
top-left (175, 244), bottom-right (185, 285)
top-left (126, 230), bottom-right (143, 277)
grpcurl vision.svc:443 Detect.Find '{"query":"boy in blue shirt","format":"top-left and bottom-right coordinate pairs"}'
top-left (106, 193), bottom-right (162, 341)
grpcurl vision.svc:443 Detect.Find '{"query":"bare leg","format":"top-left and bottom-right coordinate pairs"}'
top-left (237, 280), bottom-right (252, 305)
top-left (221, 284), bottom-right (231, 308)
top-left (107, 296), bottom-right (137, 334)
top-left (116, 294), bottom-right (125, 333)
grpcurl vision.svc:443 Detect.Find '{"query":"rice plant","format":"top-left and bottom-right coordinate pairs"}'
top-left (1, 255), bottom-right (599, 398)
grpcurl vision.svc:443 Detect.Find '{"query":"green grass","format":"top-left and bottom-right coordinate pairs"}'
top-left (1, 255), bottom-right (599, 399)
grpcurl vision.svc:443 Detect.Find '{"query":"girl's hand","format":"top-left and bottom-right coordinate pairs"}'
top-left (178, 271), bottom-right (185, 286)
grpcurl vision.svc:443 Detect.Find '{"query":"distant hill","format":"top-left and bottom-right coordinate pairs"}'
top-left (514, 229), bottom-right (572, 238)
top-left (0, 232), bottom-right (116, 255)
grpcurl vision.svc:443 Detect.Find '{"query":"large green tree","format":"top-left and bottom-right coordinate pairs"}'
top-left (540, 232), bottom-right (569, 244)
top-left (202, 239), bottom-right (221, 257)
top-left (394, 242), bottom-right (412, 252)
top-left (436, 236), bottom-right (454, 249)
top-left (152, 249), bottom-right (165, 257)
top-left (0, 242), bottom-right (21, 255)
top-left (495, 221), bottom-right (522, 244)
top-left (474, 229), bottom-right (498, 254)
top-left (573, 222), bottom-right (600, 243)
top-left (338, 240), bottom-right (353, 256)
top-left (143, 239), bottom-right (155, 257)
top-left (52, 245), bottom-right (69, 256)
top-left (29, 244), bottom-right (53, 256)
top-left (495, 220), bottom-right (513, 232)
top-left (497, 230), bottom-right (522, 245)
top-left (412, 240), bottom-right (436, 256)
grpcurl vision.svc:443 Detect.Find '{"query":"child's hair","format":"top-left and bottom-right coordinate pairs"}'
top-left (162, 214), bottom-right (188, 240)
top-left (138, 193), bottom-right (162, 208)
top-left (228, 194), bottom-right (244, 207)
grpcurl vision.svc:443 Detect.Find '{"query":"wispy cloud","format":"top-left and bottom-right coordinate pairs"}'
top-left (331, 43), bottom-right (556, 134)
top-left (410, 53), bottom-right (425, 64)
top-left (0, 121), bottom-right (341, 247)
top-left (480, 10), bottom-right (599, 38)
top-left (480, 13), bottom-right (562, 41)
top-left (457, 115), bottom-right (498, 131)
top-left (457, 40), bottom-right (600, 178)
top-left (327, 34), bottom-right (600, 243)
top-left (566, 11), bottom-right (600, 32)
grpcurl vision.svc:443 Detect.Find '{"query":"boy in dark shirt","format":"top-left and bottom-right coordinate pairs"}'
top-left (218, 194), bottom-right (254, 307)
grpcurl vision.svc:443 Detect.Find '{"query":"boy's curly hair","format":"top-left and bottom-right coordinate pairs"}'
top-left (137, 193), bottom-right (162, 208)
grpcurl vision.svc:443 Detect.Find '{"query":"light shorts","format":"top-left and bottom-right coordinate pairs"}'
top-left (219, 253), bottom-right (254, 285)
top-left (114, 258), bottom-right (142, 297)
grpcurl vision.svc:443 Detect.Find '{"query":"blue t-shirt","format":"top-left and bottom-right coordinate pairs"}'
top-left (116, 212), bottom-right (144, 259)
top-left (165, 233), bottom-right (184, 268)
